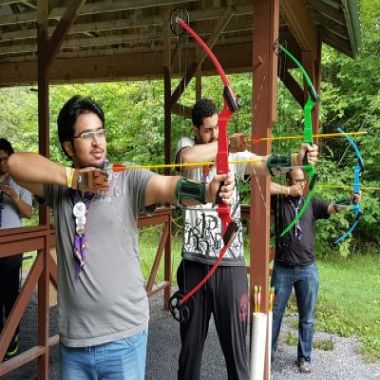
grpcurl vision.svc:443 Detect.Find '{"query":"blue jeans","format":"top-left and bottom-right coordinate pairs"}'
top-left (271, 262), bottom-right (319, 362)
top-left (60, 330), bottom-right (148, 380)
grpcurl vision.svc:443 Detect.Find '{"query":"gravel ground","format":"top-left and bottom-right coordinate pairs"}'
top-left (271, 324), bottom-right (380, 380)
top-left (147, 293), bottom-right (380, 380)
top-left (2, 291), bottom-right (380, 379)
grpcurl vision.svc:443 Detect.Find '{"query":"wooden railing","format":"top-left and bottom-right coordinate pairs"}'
top-left (0, 207), bottom-right (172, 378)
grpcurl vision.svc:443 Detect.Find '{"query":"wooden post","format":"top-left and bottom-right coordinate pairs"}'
top-left (163, 10), bottom-right (172, 307)
top-left (251, 0), bottom-right (280, 379)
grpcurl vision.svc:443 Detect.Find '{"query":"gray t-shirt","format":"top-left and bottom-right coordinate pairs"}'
top-left (176, 137), bottom-right (255, 266)
top-left (43, 169), bottom-right (154, 347)
top-left (0, 176), bottom-right (32, 229)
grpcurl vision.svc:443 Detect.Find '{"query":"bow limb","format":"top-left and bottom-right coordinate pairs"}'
top-left (334, 128), bottom-right (364, 244)
top-left (276, 44), bottom-right (319, 238)
top-left (172, 12), bottom-right (239, 238)
top-left (168, 10), bottom-right (239, 321)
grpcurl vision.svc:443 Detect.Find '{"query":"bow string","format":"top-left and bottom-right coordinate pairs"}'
top-left (276, 43), bottom-right (319, 238)
top-left (168, 9), bottom-right (239, 322)
top-left (334, 127), bottom-right (364, 244)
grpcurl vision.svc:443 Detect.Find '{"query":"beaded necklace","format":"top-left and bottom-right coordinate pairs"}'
top-left (289, 196), bottom-right (304, 240)
top-left (71, 190), bottom-right (94, 277)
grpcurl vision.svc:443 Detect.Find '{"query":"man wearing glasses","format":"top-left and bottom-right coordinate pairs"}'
top-left (0, 138), bottom-right (33, 360)
top-left (270, 168), bottom-right (360, 374)
top-left (7, 95), bottom-right (235, 379)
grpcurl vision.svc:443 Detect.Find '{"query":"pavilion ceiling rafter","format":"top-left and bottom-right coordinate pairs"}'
top-left (0, 0), bottom-right (361, 86)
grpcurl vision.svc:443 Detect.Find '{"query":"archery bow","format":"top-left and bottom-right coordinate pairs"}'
top-left (276, 44), bottom-right (319, 238)
top-left (334, 127), bottom-right (364, 244)
top-left (168, 9), bottom-right (239, 322)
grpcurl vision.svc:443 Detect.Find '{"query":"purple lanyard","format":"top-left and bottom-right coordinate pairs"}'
top-left (72, 190), bottom-right (94, 277)
top-left (289, 196), bottom-right (304, 240)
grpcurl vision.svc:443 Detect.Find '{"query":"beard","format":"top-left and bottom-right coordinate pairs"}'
top-left (196, 136), bottom-right (217, 145)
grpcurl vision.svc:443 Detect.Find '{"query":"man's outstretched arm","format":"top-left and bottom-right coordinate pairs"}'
top-left (7, 153), bottom-right (108, 198)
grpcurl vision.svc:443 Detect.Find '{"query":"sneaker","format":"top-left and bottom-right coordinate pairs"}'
top-left (298, 358), bottom-right (311, 374)
top-left (5, 334), bottom-right (19, 359)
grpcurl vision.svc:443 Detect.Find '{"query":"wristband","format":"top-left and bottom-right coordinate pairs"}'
top-left (291, 153), bottom-right (298, 167)
top-left (65, 167), bottom-right (75, 188)
top-left (175, 178), bottom-right (206, 206)
top-left (267, 154), bottom-right (292, 176)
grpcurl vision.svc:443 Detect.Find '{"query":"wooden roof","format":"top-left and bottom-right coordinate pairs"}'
top-left (0, 0), bottom-right (361, 86)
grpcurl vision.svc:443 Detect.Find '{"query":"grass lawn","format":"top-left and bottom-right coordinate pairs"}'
top-left (316, 252), bottom-right (380, 362)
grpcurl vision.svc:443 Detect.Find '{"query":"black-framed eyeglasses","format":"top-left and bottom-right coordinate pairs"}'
top-left (72, 128), bottom-right (106, 141)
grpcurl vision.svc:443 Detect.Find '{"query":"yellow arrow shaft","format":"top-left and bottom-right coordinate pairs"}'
top-left (247, 131), bottom-right (367, 143)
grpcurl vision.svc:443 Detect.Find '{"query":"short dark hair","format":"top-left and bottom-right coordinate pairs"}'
top-left (286, 168), bottom-right (304, 184)
top-left (285, 170), bottom-right (292, 183)
top-left (57, 95), bottom-right (105, 156)
top-left (0, 138), bottom-right (14, 156)
top-left (191, 98), bottom-right (218, 128)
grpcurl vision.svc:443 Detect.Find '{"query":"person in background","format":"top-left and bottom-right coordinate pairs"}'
top-left (174, 98), bottom-right (319, 380)
top-left (270, 168), bottom-right (361, 374)
top-left (0, 138), bottom-right (33, 360)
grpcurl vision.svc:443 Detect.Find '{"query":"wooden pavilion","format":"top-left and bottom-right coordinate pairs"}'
top-left (0, 0), bottom-right (361, 378)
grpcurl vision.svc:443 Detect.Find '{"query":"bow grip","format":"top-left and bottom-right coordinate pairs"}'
top-left (335, 197), bottom-right (350, 206)
top-left (223, 86), bottom-right (240, 112)
top-left (309, 87), bottom-right (319, 102)
top-left (222, 220), bottom-right (239, 246)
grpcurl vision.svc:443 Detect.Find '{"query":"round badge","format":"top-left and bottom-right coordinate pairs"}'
top-left (73, 201), bottom-right (86, 217)
top-left (76, 215), bottom-right (86, 225)
top-left (114, 185), bottom-right (121, 197)
top-left (76, 224), bottom-right (85, 235)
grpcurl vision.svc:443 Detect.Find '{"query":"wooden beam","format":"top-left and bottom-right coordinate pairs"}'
top-left (319, 28), bottom-right (353, 56)
top-left (145, 224), bottom-right (170, 293)
top-left (36, 0), bottom-right (49, 158)
top-left (309, 8), bottom-right (348, 36)
top-left (45, 0), bottom-right (85, 67)
top-left (0, 253), bottom-right (43, 365)
top-left (280, 67), bottom-right (304, 107)
top-left (37, 244), bottom-right (50, 379)
top-left (162, 5), bottom-right (171, 172)
top-left (0, 0), bottom-right (37, 9)
top-left (0, 42), bottom-right (255, 86)
top-left (195, 6), bottom-right (234, 66)
top-left (0, 33), bottom-right (255, 63)
top-left (19, 1), bottom-right (36, 9)
top-left (195, 57), bottom-right (202, 101)
top-left (0, 4), bottom-right (254, 43)
top-left (0, 21), bottom-right (255, 57)
top-left (307, 0), bottom-right (346, 25)
top-left (36, 0), bottom-right (50, 231)
top-left (252, 1), bottom-right (280, 379)
top-left (171, 103), bottom-right (192, 118)
top-left (280, 0), bottom-right (318, 56)
top-left (0, 0), bottom-right (200, 27)
top-left (251, 0), bottom-right (279, 307)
